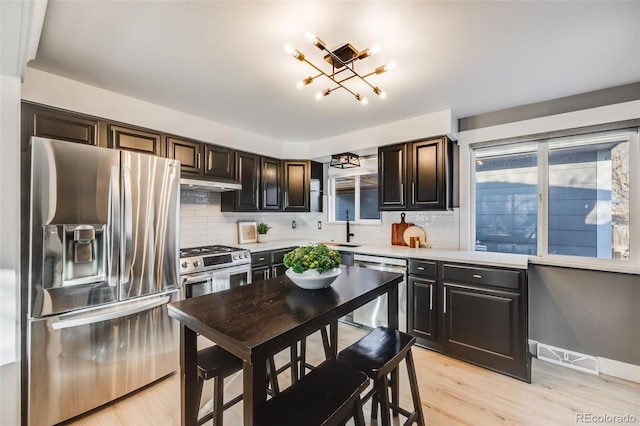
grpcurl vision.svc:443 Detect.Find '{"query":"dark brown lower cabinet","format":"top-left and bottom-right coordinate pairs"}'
top-left (408, 276), bottom-right (438, 342)
top-left (443, 282), bottom-right (528, 381)
top-left (250, 247), bottom-right (293, 282)
top-left (407, 259), bottom-right (530, 382)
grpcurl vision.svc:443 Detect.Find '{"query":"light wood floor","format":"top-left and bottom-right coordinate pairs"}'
top-left (63, 323), bottom-right (640, 425)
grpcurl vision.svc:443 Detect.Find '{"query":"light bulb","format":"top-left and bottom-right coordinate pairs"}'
top-left (373, 87), bottom-right (387, 99)
top-left (387, 61), bottom-right (397, 71)
top-left (355, 94), bottom-right (368, 105)
top-left (370, 45), bottom-right (382, 55)
top-left (296, 81), bottom-right (305, 89)
top-left (284, 43), bottom-right (295, 55)
top-left (304, 32), bottom-right (316, 43)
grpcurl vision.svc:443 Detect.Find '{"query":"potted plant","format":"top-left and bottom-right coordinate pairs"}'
top-left (256, 222), bottom-right (272, 243)
top-left (283, 244), bottom-right (342, 289)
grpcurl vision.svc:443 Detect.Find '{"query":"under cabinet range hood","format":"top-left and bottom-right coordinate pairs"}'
top-left (180, 178), bottom-right (242, 192)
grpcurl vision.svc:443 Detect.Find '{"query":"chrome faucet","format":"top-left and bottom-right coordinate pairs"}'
top-left (346, 209), bottom-right (354, 243)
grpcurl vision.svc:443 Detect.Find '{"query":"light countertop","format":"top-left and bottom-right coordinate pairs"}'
top-left (238, 240), bottom-right (528, 269)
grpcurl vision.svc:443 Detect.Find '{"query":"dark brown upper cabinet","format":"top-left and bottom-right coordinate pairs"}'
top-left (221, 152), bottom-right (260, 211)
top-left (167, 136), bottom-right (237, 180)
top-left (109, 125), bottom-right (162, 156)
top-left (261, 157), bottom-right (282, 211)
top-left (378, 144), bottom-right (407, 210)
top-left (22, 103), bottom-right (101, 146)
top-left (283, 160), bottom-right (322, 212)
top-left (282, 160), bottom-right (310, 212)
top-left (166, 136), bottom-right (202, 175)
top-left (378, 136), bottom-right (457, 211)
top-left (204, 144), bottom-right (236, 180)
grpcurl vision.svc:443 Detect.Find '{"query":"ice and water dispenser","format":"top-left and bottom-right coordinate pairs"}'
top-left (42, 223), bottom-right (106, 287)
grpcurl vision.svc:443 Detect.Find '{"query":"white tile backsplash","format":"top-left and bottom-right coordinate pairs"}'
top-left (179, 190), bottom-right (460, 249)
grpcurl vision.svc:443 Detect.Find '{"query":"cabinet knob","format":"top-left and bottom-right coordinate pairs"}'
top-left (417, 266), bottom-right (424, 271)
top-left (473, 274), bottom-right (482, 279)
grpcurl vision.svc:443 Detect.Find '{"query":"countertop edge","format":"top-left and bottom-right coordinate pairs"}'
top-left (238, 240), bottom-right (529, 269)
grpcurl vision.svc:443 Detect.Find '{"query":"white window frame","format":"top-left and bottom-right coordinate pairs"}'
top-left (327, 173), bottom-right (382, 224)
top-left (470, 128), bottom-right (640, 273)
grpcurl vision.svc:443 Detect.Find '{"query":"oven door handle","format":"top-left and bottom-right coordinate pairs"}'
top-left (182, 272), bottom-right (215, 285)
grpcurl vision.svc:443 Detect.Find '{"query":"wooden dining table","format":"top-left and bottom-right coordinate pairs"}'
top-left (167, 264), bottom-right (403, 426)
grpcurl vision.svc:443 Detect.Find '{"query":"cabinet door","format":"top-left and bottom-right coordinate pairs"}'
top-left (378, 144), bottom-right (407, 210)
top-left (409, 138), bottom-right (445, 209)
top-left (261, 157), bottom-right (282, 211)
top-left (443, 283), bottom-right (527, 380)
top-left (204, 144), bottom-right (235, 180)
top-left (109, 125), bottom-right (162, 156)
top-left (408, 276), bottom-right (438, 342)
top-left (272, 263), bottom-right (287, 277)
top-left (251, 266), bottom-right (270, 282)
top-left (234, 152), bottom-right (260, 211)
top-left (23, 104), bottom-right (99, 146)
top-left (167, 137), bottom-right (203, 175)
top-left (283, 161), bottom-right (310, 211)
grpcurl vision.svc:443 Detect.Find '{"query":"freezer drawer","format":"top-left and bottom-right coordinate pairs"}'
top-left (27, 291), bottom-right (179, 426)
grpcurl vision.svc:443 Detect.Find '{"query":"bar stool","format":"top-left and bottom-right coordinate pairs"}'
top-left (195, 345), bottom-right (244, 426)
top-left (196, 344), bottom-right (305, 425)
top-left (337, 326), bottom-right (425, 426)
top-left (255, 359), bottom-right (369, 426)
top-left (269, 324), bottom-right (334, 392)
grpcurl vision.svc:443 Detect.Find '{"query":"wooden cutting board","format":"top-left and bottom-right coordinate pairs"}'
top-left (391, 213), bottom-right (413, 246)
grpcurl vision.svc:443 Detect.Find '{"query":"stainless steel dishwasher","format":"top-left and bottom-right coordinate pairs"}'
top-left (353, 254), bottom-right (407, 332)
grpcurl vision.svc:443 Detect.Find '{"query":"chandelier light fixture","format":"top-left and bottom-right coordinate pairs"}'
top-left (330, 152), bottom-right (360, 169)
top-left (285, 32), bottom-right (396, 105)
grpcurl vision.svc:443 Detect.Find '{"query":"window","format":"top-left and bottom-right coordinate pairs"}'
top-left (473, 129), bottom-right (636, 264)
top-left (329, 173), bottom-right (381, 222)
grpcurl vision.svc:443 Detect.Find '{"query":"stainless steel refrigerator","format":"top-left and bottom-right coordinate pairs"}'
top-left (26, 137), bottom-right (180, 426)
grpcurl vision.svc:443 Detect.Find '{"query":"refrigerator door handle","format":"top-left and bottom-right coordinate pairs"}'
top-left (121, 166), bottom-right (133, 284)
top-left (49, 295), bottom-right (171, 330)
top-left (108, 165), bottom-right (120, 288)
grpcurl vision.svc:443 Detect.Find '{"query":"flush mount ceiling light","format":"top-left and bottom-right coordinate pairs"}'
top-left (330, 152), bottom-right (360, 169)
top-left (285, 33), bottom-right (396, 105)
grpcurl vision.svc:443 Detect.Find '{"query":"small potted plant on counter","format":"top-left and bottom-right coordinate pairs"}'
top-left (256, 222), bottom-right (272, 243)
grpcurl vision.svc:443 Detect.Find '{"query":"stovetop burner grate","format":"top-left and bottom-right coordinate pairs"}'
top-left (180, 244), bottom-right (244, 258)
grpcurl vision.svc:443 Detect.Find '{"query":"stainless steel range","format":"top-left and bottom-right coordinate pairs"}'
top-left (180, 245), bottom-right (252, 298)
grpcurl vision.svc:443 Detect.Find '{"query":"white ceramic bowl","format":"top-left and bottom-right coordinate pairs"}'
top-left (285, 268), bottom-right (341, 290)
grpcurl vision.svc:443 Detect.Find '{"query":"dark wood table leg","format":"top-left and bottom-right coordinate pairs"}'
top-left (328, 320), bottom-right (338, 358)
top-left (388, 284), bottom-right (399, 330)
top-left (180, 324), bottom-right (198, 426)
top-left (388, 281), bottom-right (400, 413)
top-left (243, 357), bottom-right (268, 426)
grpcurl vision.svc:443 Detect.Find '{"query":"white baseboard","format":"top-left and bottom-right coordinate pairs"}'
top-left (598, 357), bottom-right (640, 383)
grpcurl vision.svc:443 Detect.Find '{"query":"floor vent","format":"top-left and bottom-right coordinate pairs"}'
top-left (537, 343), bottom-right (599, 375)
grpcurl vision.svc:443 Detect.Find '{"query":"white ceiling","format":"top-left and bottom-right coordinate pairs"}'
top-left (29, 1), bottom-right (640, 143)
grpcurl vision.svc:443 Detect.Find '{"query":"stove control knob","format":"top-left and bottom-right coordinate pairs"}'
top-left (244, 252), bottom-right (250, 258)
top-left (193, 260), bottom-right (200, 268)
top-left (181, 261), bottom-right (189, 269)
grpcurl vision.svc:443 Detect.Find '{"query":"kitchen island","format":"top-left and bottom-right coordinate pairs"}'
top-left (168, 265), bottom-right (403, 426)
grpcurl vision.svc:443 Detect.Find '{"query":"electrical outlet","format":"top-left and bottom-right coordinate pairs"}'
top-left (317, 221), bottom-right (322, 230)
top-left (292, 220), bottom-right (296, 229)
